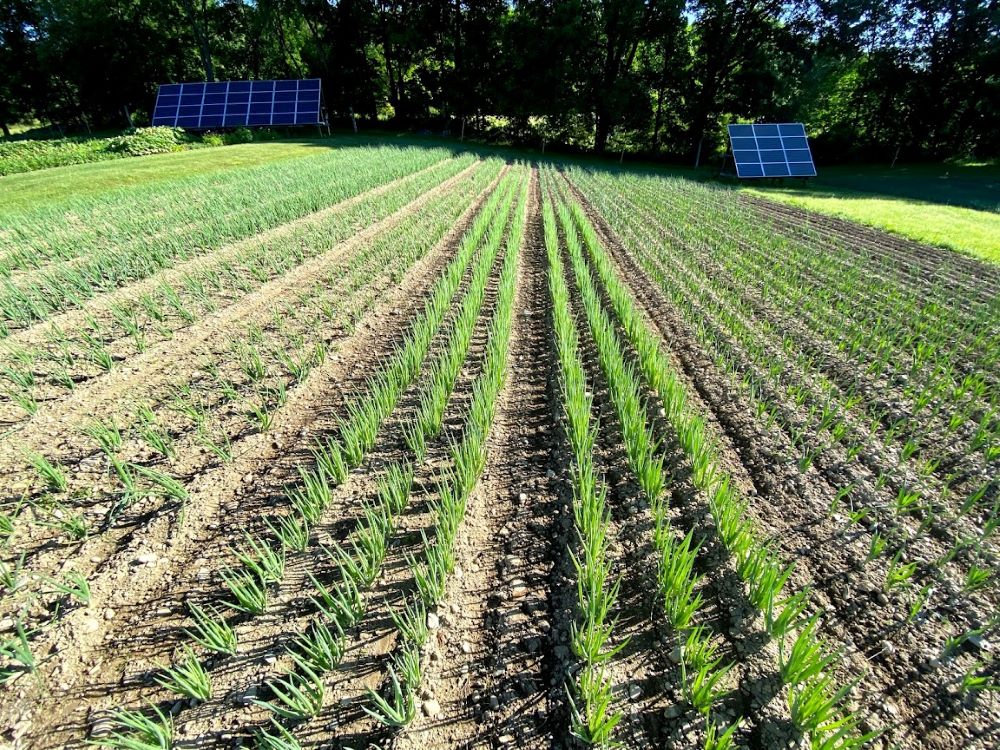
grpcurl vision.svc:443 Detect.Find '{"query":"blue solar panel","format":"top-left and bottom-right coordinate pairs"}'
top-left (151, 79), bottom-right (324, 129)
top-left (727, 123), bottom-right (816, 178)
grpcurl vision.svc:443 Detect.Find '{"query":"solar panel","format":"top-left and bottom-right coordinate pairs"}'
top-left (726, 123), bottom-right (816, 178)
top-left (151, 79), bottom-right (324, 129)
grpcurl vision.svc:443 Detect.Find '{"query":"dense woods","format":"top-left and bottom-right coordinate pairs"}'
top-left (1, 0), bottom-right (998, 162)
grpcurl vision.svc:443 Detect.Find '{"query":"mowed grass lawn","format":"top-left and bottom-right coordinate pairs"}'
top-left (745, 162), bottom-right (1000, 264)
top-left (0, 140), bottom-right (333, 213)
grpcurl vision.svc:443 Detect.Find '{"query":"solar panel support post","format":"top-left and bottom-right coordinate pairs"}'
top-left (719, 146), bottom-right (733, 178)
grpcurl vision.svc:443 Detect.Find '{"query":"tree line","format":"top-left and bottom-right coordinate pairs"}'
top-left (2, 0), bottom-right (998, 163)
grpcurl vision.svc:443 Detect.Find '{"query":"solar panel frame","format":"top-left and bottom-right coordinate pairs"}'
top-left (726, 122), bottom-right (816, 178)
top-left (151, 79), bottom-right (324, 129)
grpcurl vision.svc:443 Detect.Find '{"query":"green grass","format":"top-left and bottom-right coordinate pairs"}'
top-left (0, 141), bottom-right (329, 212)
top-left (745, 163), bottom-right (1000, 264)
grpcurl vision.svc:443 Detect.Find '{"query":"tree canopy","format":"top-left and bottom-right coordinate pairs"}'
top-left (2, 0), bottom-right (998, 162)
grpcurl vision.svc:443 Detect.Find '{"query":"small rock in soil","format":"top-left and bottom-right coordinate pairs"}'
top-left (422, 698), bottom-right (441, 717)
top-left (461, 641), bottom-right (472, 654)
top-left (427, 612), bottom-right (440, 630)
top-left (90, 713), bottom-right (115, 738)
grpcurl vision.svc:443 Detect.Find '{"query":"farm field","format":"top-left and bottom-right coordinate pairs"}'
top-left (745, 162), bottom-right (1000, 263)
top-left (0, 141), bottom-right (998, 750)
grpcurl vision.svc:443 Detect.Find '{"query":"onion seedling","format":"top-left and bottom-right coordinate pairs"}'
top-left (90, 705), bottom-right (173, 750)
top-left (266, 513), bottom-right (310, 552)
top-left (292, 619), bottom-right (345, 672)
top-left (0, 619), bottom-right (36, 681)
top-left (221, 568), bottom-right (269, 615)
top-left (256, 720), bottom-right (303, 750)
top-left (364, 665), bottom-right (415, 727)
top-left (185, 602), bottom-right (238, 656)
top-left (42, 569), bottom-right (91, 605)
top-left (254, 662), bottom-right (325, 719)
top-left (233, 532), bottom-right (286, 584)
top-left (27, 452), bottom-right (68, 493)
top-left (155, 644), bottom-right (212, 701)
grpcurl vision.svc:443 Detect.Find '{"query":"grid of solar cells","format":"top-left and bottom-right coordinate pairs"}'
top-left (727, 123), bottom-right (816, 178)
top-left (151, 79), bottom-right (322, 128)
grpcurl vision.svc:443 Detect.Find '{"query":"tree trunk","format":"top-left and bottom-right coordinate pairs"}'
top-left (182, 0), bottom-right (215, 81)
top-left (651, 87), bottom-right (663, 153)
top-left (594, 108), bottom-right (610, 154)
top-left (1, 121), bottom-right (10, 139)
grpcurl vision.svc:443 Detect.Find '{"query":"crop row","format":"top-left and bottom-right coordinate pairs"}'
top-left (565, 167), bottom-right (998, 664)
top-left (0, 156), bottom-right (477, 423)
top-left (0, 163), bottom-right (507, 660)
top-left (62, 168), bottom-right (528, 748)
top-left (541, 166), bottom-right (874, 748)
top-left (0, 144), bottom-right (458, 334)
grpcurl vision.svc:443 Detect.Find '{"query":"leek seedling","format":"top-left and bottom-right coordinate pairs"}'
top-left (393, 643), bottom-right (422, 687)
top-left (409, 546), bottom-right (447, 608)
top-left (403, 421), bottom-right (427, 463)
top-left (198, 430), bottom-right (233, 463)
top-left (312, 438), bottom-right (349, 485)
top-left (308, 571), bottom-right (364, 629)
top-left (0, 552), bottom-right (27, 593)
top-left (132, 464), bottom-right (188, 501)
top-left (59, 513), bottom-right (89, 540)
top-left (249, 400), bottom-right (276, 432)
top-left (286, 467), bottom-right (331, 524)
top-left (7, 387), bottom-right (38, 416)
top-left (185, 602), bottom-right (238, 655)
